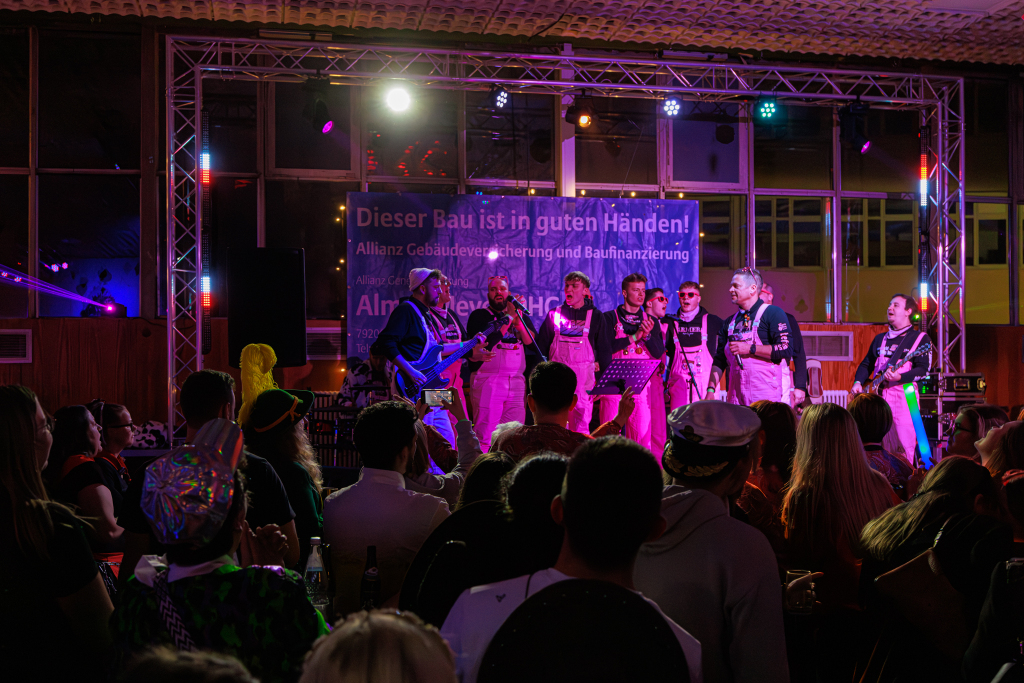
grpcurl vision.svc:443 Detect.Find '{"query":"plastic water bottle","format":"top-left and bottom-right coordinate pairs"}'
top-left (360, 545), bottom-right (381, 611)
top-left (304, 537), bottom-right (330, 618)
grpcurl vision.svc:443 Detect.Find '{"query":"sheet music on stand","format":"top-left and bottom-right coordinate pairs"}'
top-left (587, 358), bottom-right (663, 396)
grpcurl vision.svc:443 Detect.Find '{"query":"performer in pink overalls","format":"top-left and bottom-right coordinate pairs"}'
top-left (666, 281), bottom-right (721, 412)
top-left (851, 294), bottom-right (932, 463)
top-left (705, 268), bottom-right (793, 406)
top-left (430, 274), bottom-right (469, 444)
top-left (643, 288), bottom-right (671, 457)
top-left (536, 271), bottom-right (609, 434)
top-left (467, 276), bottom-right (533, 448)
top-left (599, 273), bottom-right (665, 450)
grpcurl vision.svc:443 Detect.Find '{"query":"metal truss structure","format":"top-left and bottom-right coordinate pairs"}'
top-left (166, 35), bottom-right (966, 443)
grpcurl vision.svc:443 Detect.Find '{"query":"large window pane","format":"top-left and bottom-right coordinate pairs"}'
top-left (0, 29), bottom-right (29, 168)
top-left (265, 180), bottom-right (358, 319)
top-left (209, 179), bottom-right (257, 317)
top-left (841, 198), bottom-right (918, 323)
top-left (754, 105), bottom-right (831, 190)
top-left (206, 79), bottom-right (257, 173)
top-left (39, 31), bottom-right (141, 169)
top-left (366, 89), bottom-right (457, 179)
top-left (698, 196), bottom-right (741, 269)
top-left (0, 175), bottom-right (28, 317)
top-left (466, 92), bottom-right (554, 182)
top-left (841, 109), bottom-right (918, 194)
top-left (672, 102), bottom-right (741, 185)
top-left (754, 197), bottom-right (828, 321)
top-left (576, 97), bottom-right (657, 185)
top-left (38, 175), bottom-right (141, 316)
top-left (965, 203), bottom-right (1009, 324)
top-left (275, 82), bottom-right (352, 171)
top-left (965, 79), bottom-right (1008, 196)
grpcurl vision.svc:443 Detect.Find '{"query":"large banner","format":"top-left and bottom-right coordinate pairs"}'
top-left (346, 192), bottom-right (699, 358)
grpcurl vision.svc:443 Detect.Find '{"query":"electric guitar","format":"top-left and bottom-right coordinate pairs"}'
top-left (869, 340), bottom-right (932, 394)
top-left (393, 314), bottom-right (511, 400)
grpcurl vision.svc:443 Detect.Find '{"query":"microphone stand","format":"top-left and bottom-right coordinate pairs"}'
top-left (511, 299), bottom-right (547, 362)
top-left (668, 314), bottom-right (702, 403)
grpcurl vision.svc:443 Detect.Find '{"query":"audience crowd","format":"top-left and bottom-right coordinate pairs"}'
top-left (3, 355), bottom-right (1024, 683)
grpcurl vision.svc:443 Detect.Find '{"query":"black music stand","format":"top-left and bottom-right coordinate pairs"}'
top-left (587, 358), bottom-right (663, 396)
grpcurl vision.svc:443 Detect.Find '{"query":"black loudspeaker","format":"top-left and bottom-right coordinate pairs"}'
top-left (227, 247), bottom-right (307, 368)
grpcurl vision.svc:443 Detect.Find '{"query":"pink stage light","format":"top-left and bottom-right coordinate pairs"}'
top-left (106, 305), bottom-right (114, 311)
top-left (322, 120), bottom-right (334, 134)
top-left (860, 140), bottom-right (871, 154)
top-left (62, 262), bottom-right (68, 269)
top-left (50, 264), bottom-right (59, 273)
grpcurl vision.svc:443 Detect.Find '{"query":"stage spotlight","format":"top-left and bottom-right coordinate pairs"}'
top-left (61, 262), bottom-right (68, 269)
top-left (386, 86), bottom-right (412, 112)
top-left (565, 94), bottom-right (597, 129)
top-left (488, 85), bottom-right (510, 109)
top-left (715, 124), bottom-right (735, 144)
top-left (757, 96), bottom-right (777, 120)
top-left (840, 100), bottom-right (871, 154)
top-left (662, 97), bottom-right (681, 117)
top-left (302, 77), bottom-right (334, 134)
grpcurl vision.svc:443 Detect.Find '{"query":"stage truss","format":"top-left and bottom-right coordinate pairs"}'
top-left (166, 35), bottom-right (966, 443)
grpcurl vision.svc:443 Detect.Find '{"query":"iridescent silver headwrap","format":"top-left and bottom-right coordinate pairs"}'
top-left (141, 418), bottom-right (244, 546)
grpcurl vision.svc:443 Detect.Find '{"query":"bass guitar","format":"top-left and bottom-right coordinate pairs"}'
top-left (869, 340), bottom-right (932, 394)
top-left (394, 314), bottom-right (511, 400)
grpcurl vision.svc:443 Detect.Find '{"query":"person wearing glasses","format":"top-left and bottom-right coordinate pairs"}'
top-left (88, 400), bottom-right (134, 499)
top-left (706, 268), bottom-right (793, 406)
top-left (598, 273), bottom-right (665, 450)
top-left (466, 275), bottom-right (534, 448)
top-left (665, 280), bottom-right (723, 411)
top-left (535, 271), bottom-right (611, 434)
top-left (759, 283), bottom-right (807, 409)
top-left (428, 274), bottom-right (470, 446)
top-left (643, 288), bottom-right (671, 457)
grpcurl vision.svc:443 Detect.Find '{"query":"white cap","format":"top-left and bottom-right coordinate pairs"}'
top-left (667, 401), bottom-right (761, 448)
top-left (408, 268), bottom-right (434, 291)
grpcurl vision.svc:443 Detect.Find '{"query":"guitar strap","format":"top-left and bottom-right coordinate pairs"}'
top-left (876, 329), bottom-right (919, 380)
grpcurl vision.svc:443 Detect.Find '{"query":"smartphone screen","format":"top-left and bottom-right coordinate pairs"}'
top-left (422, 389), bottom-right (453, 407)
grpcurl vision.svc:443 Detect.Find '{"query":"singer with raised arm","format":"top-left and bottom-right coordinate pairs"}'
top-left (466, 275), bottom-right (534, 448)
top-left (376, 268), bottom-right (489, 441)
top-left (706, 268), bottom-right (792, 405)
top-left (850, 294), bottom-right (932, 463)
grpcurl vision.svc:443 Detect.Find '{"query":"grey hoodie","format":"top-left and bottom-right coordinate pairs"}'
top-left (635, 486), bottom-right (789, 683)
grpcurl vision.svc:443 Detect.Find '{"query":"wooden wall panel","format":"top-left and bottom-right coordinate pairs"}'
top-left (965, 325), bottom-right (1024, 411)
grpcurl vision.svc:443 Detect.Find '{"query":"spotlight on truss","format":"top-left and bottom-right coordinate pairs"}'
top-left (488, 85), bottom-right (510, 109)
top-left (565, 92), bottom-right (598, 129)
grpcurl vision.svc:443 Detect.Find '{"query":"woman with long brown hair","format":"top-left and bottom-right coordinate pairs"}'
top-left (781, 402), bottom-right (895, 609)
top-left (978, 419), bottom-right (1024, 479)
top-left (0, 385), bottom-right (113, 682)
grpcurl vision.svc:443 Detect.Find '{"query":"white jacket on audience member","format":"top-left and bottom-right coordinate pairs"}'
top-left (634, 486), bottom-right (789, 683)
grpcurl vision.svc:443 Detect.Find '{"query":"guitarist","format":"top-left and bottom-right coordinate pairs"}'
top-left (467, 275), bottom-right (534, 448)
top-left (378, 268), bottom-right (489, 445)
top-left (850, 294), bottom-right (932, 463)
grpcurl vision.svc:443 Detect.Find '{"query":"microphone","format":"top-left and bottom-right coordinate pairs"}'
top-left (510, 296), bottom-right (531, 316)
top-left (728, 333), bottom-right (745, 371)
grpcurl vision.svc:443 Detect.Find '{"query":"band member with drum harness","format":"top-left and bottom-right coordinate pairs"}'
top-left (598, 273), bottom-right (665, 450)
top-left (759, 282), bottom-right (807, 409)
top-left (705, 268), bottom-right (792, 406)
top-left (467, 275), bottom-right (534, 448)
top-left (665, 281), bottom-right (722, 411)
top-left (851, 294), bottom-right (933, 463)
top-left (535, 271), bottom-right (610, 434)
top-left (377, 268), bottom-right (490, 442)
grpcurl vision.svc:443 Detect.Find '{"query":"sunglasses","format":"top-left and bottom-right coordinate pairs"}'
top-left (679, 291), bottom-right (699, 299)
top-left (653, 296), bottom-right (668, 303)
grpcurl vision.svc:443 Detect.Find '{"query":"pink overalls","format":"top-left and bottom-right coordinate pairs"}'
top-left (667, 313), bottom-right (714, 410)
top-left (548, 308), bottom-right (597, 434)
top-left (777, 361), bottom-right (794, 407)
top-left (599, 309), bottom-right (655, 450)
top-left (432, 307), bottom-right (465, 434)
top-left (876, 331), bottom-right (926, 464)
top-left (725, 305), bottom-right (781, 406)
top-left (470, 310), bottom-right (526, 449)
top-left (650, 321), bottom-right (669, 459)
top-left (399, 302), bottom-right (457, 448)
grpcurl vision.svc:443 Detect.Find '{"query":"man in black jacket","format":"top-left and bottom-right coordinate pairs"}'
top-left (760, 283), bottom-right (807, 409)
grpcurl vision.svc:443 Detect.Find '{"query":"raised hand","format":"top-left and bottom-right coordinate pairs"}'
top-left (616, 386), bottom-right (636, 425)
top-left (440, 387), bottom-right (468, 422)
top-left (239, 520), bottom-right (288, 567)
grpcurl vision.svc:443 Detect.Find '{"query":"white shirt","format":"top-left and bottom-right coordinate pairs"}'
top-left (323, 467), bottom-right (449, 612)
top-left (441, 568), bottom-right (703, 683)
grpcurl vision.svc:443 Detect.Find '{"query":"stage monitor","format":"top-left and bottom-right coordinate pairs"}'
top-left (227, 247), bottom-right (307, 368)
